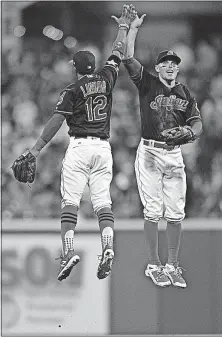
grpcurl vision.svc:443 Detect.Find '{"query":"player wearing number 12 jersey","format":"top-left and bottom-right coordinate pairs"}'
top-left (55, 51), bottom-right (117, 140)
top-left (29, 4), bottom-right (135, 281)
top-left (53, 51), bottom-right (118, 281)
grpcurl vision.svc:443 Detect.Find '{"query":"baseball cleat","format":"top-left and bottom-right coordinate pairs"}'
top-left (145, 264), bottom-right (171, 287)
top-left (57, 250), bottom-right (80, 281)
top-left (97, 245), bottom-right (114, 280)
top-left (164, 263), bottom-right (187, 288)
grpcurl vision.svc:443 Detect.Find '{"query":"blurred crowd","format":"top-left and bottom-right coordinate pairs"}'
top-left (2, 34), bottom-right (222, 221)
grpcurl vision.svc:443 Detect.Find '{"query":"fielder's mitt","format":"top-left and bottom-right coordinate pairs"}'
top-left (11, 150), bottom-right (36, 183)
top-left (160, 126), bottom-right (195, 146)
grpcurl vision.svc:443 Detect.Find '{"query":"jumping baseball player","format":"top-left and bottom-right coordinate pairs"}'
top-left (117, 7), bottom-right (203, 287)
top-left (11, 5), bottom-right (135, 281)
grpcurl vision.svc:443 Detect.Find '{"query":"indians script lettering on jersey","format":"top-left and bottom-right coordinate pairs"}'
top-left (54, 56), bottom-right (119, 139)
top-left (150, 94), bottom-right (188, 112)
top-left (131, 67), bottom-right (201, 140)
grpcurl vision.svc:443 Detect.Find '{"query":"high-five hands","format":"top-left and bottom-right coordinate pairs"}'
top-left (111, 4), bottom-right (137, 28)
top-left (130, 13), bottom-right (146, 29)
top-left (128, 5), bottom-right (146, 29)
top-left (111, 4), bottom-right (146, 29)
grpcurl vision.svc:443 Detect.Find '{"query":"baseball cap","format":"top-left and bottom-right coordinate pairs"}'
top-left (156, 50), bottom-right (181, 65)
top-left (69, 50), bottom-right (95, 74)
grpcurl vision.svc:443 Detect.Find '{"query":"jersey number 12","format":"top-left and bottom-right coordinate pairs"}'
top-left (85, 95), bottom-right (107, 121)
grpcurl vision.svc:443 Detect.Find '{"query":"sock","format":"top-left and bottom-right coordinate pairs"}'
top-left (166, 221), bottom-right (182, 266)
top-left (144, 220), bottom-right (161, 266)
top-left (97, 207), bottom-right (114, 250)
top-left (61, 205), bottom-right (78, 255)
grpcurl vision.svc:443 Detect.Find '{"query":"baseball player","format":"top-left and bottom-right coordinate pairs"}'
top-left (118, 8), bottom-right (202, 287)
top-left (12, 5), bottom-right (135, 282)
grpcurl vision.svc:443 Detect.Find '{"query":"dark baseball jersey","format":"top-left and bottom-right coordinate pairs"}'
top-left (54, 55), bottom-right (120, 139)
top-left (125, 60), bottom-right (201, 141)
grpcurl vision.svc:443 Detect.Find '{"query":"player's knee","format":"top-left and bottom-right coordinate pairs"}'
top-left (165, 217), bottom-right (184, 224)
top-left (143, 207), bottom-right (162, 223)
top-left (93, 202), bottom-right (112, 214)
top-left (61, 200), bottom-right (79, 209)
top-left (62, 204), bottom-right (78, 214)
top-left (145, 215), bottom-right (161, 222)
top-left (96, 206), bottom-right (112, 214)
top-left (144, 209), bottom-right (161, 223)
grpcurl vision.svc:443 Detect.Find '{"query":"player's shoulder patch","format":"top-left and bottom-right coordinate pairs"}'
top-left (56, 84), bottom-right (74, 107)
top-left (57, 84), bottom-right (73, 98)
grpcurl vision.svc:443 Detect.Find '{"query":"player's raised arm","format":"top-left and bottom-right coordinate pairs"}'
top-left (124, 12), bottom-right (146, 59)
top-left (110, 4), bottom-right (132, 60)
top-left (122, 11), bottom-right (146, 81)
top-left (102, 4), bottom-right (136, 91)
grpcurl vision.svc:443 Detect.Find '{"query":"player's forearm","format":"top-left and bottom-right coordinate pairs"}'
top-left (122, 27), bottom-right (142, 79)
top-left (190, 119), bottom-right (203, 139)
top-left (30, 114), bottom-right (65, 156)
top-left (112, 25), bottom-right (129, 59)
top-left (125, 27), bottom-right (138, 59)
top-left (122, 57), bottom-right (142, 80)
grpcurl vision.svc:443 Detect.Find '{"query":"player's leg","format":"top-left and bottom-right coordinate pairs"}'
top-left (164, 221), bottom-right (187, 287)
top-left (88, 142), bottom-right (114, 279)
top-left (57, 145), bottom-right (89, 281)
top-left (163, 149), bottom-right (187, 287)
top-left (97, 207), bottom-right (114, 252)
top-left (96, 207), bottom-right (115, 280)
top-left (166, 221), bottom-right (182, 266)
top-left (57, 204), bottom-right (80, 281)
top-left (135, 143), bottom-right (170, 287)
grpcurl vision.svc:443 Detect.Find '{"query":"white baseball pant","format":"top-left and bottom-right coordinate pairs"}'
top-left (135, 139), bottom-right (186, 222)
top-left (61, 137), bottom-right (113, 213)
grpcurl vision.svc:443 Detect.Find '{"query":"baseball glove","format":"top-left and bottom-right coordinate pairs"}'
top-left (11, 150), bottom-right (36, 183)
top-left (160, 126), bottom-right (195, 146)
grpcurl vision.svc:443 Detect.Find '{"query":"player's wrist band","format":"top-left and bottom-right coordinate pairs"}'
top-left (119, 23), bottom-right (129, 30)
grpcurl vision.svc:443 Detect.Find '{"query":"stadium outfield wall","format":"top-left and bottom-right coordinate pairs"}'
top-left (2, 218), bottom-right (222, 336)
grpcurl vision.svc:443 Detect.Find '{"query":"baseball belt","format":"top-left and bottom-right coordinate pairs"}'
top-left (143, 139), bottom-right (179, 151)
top-left (74, 136), bottom-right (108, 141)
